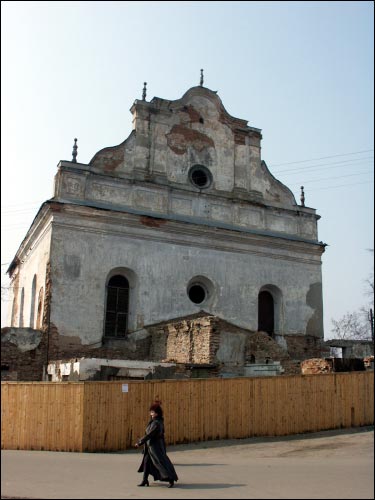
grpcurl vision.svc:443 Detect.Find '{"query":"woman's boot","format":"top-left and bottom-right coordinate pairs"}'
top-left (137, 478), bottom-right (149, 487)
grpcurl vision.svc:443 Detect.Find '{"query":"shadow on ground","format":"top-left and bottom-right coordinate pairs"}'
top-left (151, 483), bottom-right (246, 490)
top-left (173, 463), bottom-right (226, 466)
top-left (164, 425), bottom-right (374, 453)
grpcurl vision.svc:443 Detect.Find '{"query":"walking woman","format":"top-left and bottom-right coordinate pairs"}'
top-left (135, 400), bottom-right (178, 488)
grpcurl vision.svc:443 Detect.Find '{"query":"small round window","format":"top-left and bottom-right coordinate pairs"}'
top-left (188, 283), bottom-right (207, 304)
top-left (189, 165), bottom-right (212, 189)
top-left (187, 276), bottom-right (214, 306)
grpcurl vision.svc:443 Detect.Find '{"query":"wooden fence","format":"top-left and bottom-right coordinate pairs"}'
top-left (1, 371), bottom-right (373, 452)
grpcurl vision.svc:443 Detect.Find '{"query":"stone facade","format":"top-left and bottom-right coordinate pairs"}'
top-left (3, 83), bottom-right (327, 381)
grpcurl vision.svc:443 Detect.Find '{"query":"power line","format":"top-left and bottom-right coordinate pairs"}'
top-left (299, 179), bottom-right (374, 192)
top-left (1, 147), bottom-right (373, 233)
top-left (288, 170), bottom-right (373, 186)
top-left (271, 156), bottom-right (373, 175)
top-left (269, 149), bottom-right (374, 168)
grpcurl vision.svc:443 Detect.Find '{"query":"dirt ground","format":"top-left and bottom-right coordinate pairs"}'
top-left (1, 426), bottom-right (374, 499)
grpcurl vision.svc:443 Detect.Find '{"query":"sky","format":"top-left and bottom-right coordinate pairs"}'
top-left (1, 1), bottom-right (374, 337)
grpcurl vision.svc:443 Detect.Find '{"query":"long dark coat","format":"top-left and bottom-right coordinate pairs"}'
top-left (137, 417), bottom-right (178, 483)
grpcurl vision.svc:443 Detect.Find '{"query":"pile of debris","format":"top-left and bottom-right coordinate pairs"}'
top-left (301, 358), bottom-right (332, 374)
top-left (364, 355), bottom-right (374, 368)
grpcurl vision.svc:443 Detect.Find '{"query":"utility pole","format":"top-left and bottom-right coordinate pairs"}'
top-left (369, 308), bottom-right (374, 343)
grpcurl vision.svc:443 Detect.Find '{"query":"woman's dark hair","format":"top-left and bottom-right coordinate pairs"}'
top-left (149, 401), bottom-right (163, 417)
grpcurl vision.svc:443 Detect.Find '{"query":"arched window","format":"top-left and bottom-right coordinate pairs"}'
top-left (30, 275), bottom-right (37, 328)
top-left (36, 287), bottom-right (44, 330)
top-left (104, 275), bottom-right (129, 337)
top-left (11, 296), bottom-right (16, 327)
top-left (19, 288), bottom-right (25, 327)
top-left (258, 290), bottom-right (274, 335)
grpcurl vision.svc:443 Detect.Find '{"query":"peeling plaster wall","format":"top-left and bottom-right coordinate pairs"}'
top-left (54, 86), bottom-right (320, 242)
top-left (47, 213), bottom-right (324, 345)
top-left (55, 164), bottom-right (318, 241)
top-left (6, 227), bottom-right (51, 329)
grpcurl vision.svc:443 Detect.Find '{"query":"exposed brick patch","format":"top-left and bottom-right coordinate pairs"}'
top-left (234, 130), bottom-right (247, 145)
top-left (47, 324), bottom-right (151, 363)
top-left (245, 331), bottom-right (290, 364)
top-left (89, 141), bottom-right (126, 172)
top-left (281, 360), bottom-right (302, 375)
top-left (42, 261), bottom-right (51, 332)
top-left (1, 329), bottom-right (48, 381)
top-left (166, 125), bottom-right (214, 155)
top-left (48, 202), bottom-right (63, 212)
top-left (181, 105), bottom-right (202, 123)
top-left (139, 216), bottom-right (167, 228)
top-left (284, 334), bottom-right (324, 361)
top-left (149, 315), bottom-right (217, 364)
top-left (218, 110), bottom-right (248, 130)
top-left (301, 358), bottom-right (332, 374)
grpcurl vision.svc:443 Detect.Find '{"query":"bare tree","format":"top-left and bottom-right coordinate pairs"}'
top-left (364, 249), bottom-right (374, 306)
top-left (331, 311), bottom-right (372, 341)
top-left (329, 249), bottom-right (374, 341)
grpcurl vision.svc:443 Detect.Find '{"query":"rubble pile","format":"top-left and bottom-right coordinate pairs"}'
top-left (364, 355), bottom-right (374, 368)
top-left (301, 358), bottom-right (332, 374)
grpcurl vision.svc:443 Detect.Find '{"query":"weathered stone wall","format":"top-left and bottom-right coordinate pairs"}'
top-left (54, 165), bottom-right (319, 242)
top-left (6, 226), bottom-right (51, 329)
top-left (43, 212), bottom-right (324, 348)
top-left (1, 328), bottom-right (48, 381)
top-left (284, 334), bottom-right (326, 361)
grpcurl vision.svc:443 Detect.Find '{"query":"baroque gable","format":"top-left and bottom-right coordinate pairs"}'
top-left (53, 86), bottom-right (318, 242)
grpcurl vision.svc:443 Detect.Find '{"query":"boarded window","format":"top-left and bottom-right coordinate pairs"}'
top-left (258, 290), bottom-right (274, 335)
top-left (104, 275), bottom-right (129, 337)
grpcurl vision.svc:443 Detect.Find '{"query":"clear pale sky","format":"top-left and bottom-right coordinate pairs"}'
top-left (1, 1), bottom-right (374, 337)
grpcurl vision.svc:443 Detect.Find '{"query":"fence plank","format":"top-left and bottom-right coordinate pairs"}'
top-left (1, 372), bottom-right (373, 452)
